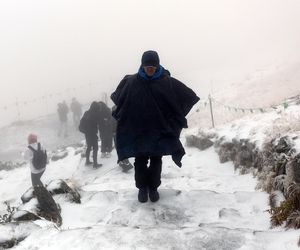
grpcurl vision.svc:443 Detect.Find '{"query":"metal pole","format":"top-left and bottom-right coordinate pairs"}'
top-left (15, 98), bottom-right (20, 121)
top-left (209, 94), bottom-right (215, 128)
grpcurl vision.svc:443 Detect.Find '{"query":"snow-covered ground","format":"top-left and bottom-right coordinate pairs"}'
top-left (1, 64), bottom-right (300, 249)
top-left (1, 129), bottom-right (300, 249)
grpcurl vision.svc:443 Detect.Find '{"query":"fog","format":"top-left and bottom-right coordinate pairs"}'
top-left (1, 0), bottom-right (300, 126)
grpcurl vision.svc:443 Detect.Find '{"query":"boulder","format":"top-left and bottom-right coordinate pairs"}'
top-left (11, 210), bottom-right (40, 222)
top-left (0, 222), bottom-right (39, 249)
top-left (34, 185), bottom-right (62, 226)
top-left (46, 179), bottom-right (81, 204)
top-left (21, 187), bottom-right (35, 204)
top-left (0, 237), bottom-right (26, 249)
top-left (185, 135), bottom-right (213, 151)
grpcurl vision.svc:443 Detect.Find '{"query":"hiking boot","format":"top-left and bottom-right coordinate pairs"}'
top-left (119, 160), bottom-right (133, 172)
top-left (93, 163), bottom-right (103, 169)
top-left (85, 161), bottom-right (92, 166)
top-left (149, 189), bottom-right (159, 202)
top-left (138, 188), bottom-right (148, 203)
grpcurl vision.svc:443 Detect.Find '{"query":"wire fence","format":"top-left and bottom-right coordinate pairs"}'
top-left (190, 93), bottom-right (300, 128)
top-left (2, 82), bottom-right (300, 129)
top-left (0, 82), bottom-right (109, 128)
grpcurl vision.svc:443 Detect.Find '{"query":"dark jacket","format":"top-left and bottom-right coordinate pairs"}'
top-left (80, 102), bottom-right (99, 138)
top-left (111, 67), bottom-right (199, 167)
top-left (98, 102), bottom-right (113, 133)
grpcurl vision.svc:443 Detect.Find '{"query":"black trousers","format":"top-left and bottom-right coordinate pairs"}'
top-left (134, 156), bottom-right (162, 190)
top-left (85, 134), bottom-right (98, 163)
top-left (100, 131), bottom-right (113, 153)
top-left (31, 170), bottom-right (45, 187)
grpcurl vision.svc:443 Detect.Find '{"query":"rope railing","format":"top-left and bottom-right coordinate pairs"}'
top-left (198, 93), bottom-right (300, 114)
top-left (191, 93), bottom-right (300, 128)
top-left (0, 82), bottom-right (107, 128)
top-left (0, 82), bottom-right (101, 112)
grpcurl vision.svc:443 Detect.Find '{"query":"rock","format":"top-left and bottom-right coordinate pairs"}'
top-left (34, 185), bottom-right (62, 226)
top-left (46, 179), bottom-right (81, 204)
top-left (11, 210), bottom-right (40, 222)
top-left (0, 237), bottom-right (26, 249)
top-left (21, 187), bottom-right (35, 204)
top-left (185, 135), bottom-right (213, 151)
top-left (0, 222), bottom-right (39, 249)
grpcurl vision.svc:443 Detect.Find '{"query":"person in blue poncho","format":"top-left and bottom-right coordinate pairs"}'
top-left (111, 50), bottom-right (200, 203)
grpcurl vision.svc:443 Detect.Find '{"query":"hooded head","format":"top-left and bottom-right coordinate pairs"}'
top-left (89, 101), bottom-right (100, 114)
top-left (27, 133), bottom-right (37, 144)
top-left (141, 50), bottom-right (160, 67)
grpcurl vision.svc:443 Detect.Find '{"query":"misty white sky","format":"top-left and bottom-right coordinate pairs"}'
top-left (1, 0), bottom-right (300, 109)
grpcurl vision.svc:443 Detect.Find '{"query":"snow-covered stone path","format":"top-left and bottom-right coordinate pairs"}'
top-left (4, 144), bottom-right (300, 249)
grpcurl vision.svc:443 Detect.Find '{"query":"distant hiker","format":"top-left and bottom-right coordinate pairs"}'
top-left (79, 101), bottom-right (102, 168)
top-left (57, 101), bottom-right (69, 137)
top-left (111, 50), bottom-right (200, 203)
top-left (98, 101), bottom-right (113, 158)
top-left (70, 97), bottom-right (82, 128)
top-left (111, 105), bottom-right (133, 172)
top-left (24, 134), bottom-right (47, 187)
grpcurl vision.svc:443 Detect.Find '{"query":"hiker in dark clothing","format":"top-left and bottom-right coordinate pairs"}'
top-left (98, 101), bottom-right (113, 158)
top-left (70, 97), bottom-right (82, 128)
top-left (79, 102), bottom-right (102, 168)
top-left (111, 50), bottom-right (200, 203)
top-left (57, 101), bottom-right (69, 137)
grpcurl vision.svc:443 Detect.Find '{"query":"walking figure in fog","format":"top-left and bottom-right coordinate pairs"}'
top-left (111, 50), bottom-right (199, 203)
top-left (70, 97), bottom-right (82, 128)
top-left (79, 102), bottom-right (103, 168)
top-left (57, 101), bottom-right (69, 137)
